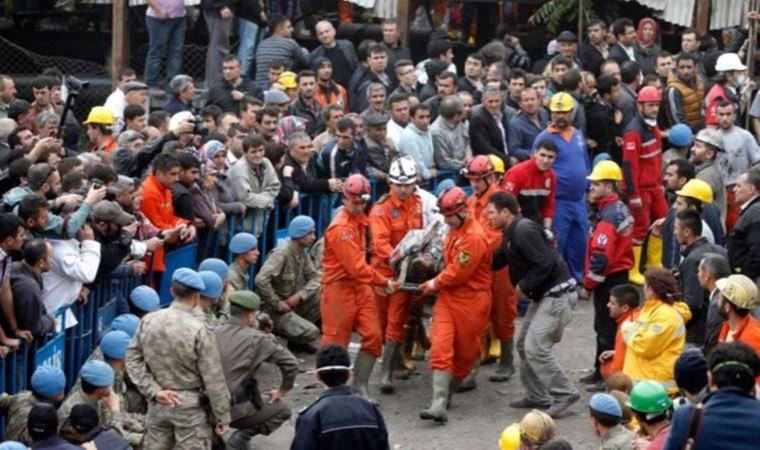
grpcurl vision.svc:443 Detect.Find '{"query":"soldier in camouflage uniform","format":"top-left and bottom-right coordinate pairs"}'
top-left (215, 290), bottom-right (299, 450)
top-left (0, 365), bottom-right (66, 445)
top-left (197, 271), bottom-right (229, 327)
top-left (254, 216), bottom-right (321, 353)
top-left (228, 233), bottom-right (260, 291)
top-left (125, 268), bottom-right (231, 449)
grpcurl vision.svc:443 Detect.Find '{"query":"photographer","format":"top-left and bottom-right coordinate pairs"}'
top-left (112, 121), bottom-right (194, 178)
top-left (18, 183), bottom-right (106, 240)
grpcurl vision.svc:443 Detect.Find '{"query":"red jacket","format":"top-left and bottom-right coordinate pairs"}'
top-left (502, 157), bottom-right (556, 223)
top-left (622, 114), bottom-right (664, 198)
top-left (583, 193), bottom-right (634, 290)
top-left (140, 174), bottom-right (188, 271)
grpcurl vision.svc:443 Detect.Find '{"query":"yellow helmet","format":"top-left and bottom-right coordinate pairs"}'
top-left (586, 160), bottom-right (623, 182)
top-left (489, 154), bottom-right (505, 174)
top-left (519, 409), bottom-right (557, 446)
top-left (83, 106), bottom-right (115, 125)
top-left (675, 179), bottom-right (713, 204)
top-left (549, 92), bottom-right (575, 112)
top-left (498, 423), bottom-right (521, 450)
top-left (278, 71), bottom-right (298, 89)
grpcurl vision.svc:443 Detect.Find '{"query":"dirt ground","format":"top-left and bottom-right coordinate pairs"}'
top-left (253, 298), bottom-right (603, 449)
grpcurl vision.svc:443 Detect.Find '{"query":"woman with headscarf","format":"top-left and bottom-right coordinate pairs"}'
top-left (636, 17), bottom-right (661, 76)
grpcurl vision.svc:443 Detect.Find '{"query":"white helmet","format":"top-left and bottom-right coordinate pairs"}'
top-left (388, 156), bottom-right (418, 185)
top-left (715, 53), bottom-right (747, 72)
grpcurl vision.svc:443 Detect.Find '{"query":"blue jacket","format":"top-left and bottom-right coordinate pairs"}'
top-left (664, 387), bottom-right (760, 450)
top-left (532, 127), bottom-right (589, 201)
top-left (291, 385), bottom-right (389, 450)
top-left (509, 109), bottom-right (549, 161)
top-left (31, 436), bottom-right (80, 449)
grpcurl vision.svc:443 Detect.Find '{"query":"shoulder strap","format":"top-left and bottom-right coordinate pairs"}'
top-left (683, 402), bottom-right (706, 450)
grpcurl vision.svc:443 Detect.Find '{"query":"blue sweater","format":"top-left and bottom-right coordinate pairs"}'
top-left (532, 128), bottom-right (589, 201)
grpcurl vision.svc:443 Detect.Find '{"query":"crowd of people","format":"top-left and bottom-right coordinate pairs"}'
top-left (1, 5), bottom-right (760, 449)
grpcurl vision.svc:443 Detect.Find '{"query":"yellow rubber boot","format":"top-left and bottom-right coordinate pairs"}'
top-left (488, 329), bottom-right (501, 359)
top-left (629, 246), bottom-right (645, 285)
top-left (645, 234), bottom-right (663, 269)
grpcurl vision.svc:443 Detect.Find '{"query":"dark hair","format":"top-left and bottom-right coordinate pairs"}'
top-left (297, 70), bottom-right (316, 83)
top-left (367, 44), bottom-right (388, 58)
top-left (31, 75), bottom-right (52, 90)
top-left (436, 71), bottom-right (458, 85)
top-left (612, 18), bottom-right (634, 38)
top-left (8, 158), bottom-right (32, 184)
top-left (0, 213), bottom-right (24, 241)
top-left (588, 18), bottom-right (607, 29)
top-left (269, 59), bottom-right (286, 71)
top-left (716, 100), bottom-right (735, 113)
top-left (676, 52), bottom-right (698, 66)
top-left (610, 284), bottom-right (640, 309)
top-left (172, 280), bottom-right (200, 298)
top-left (597, 75), bottom-right (620, 97)
top-left (8, 126), bottom-right (31, 149)
top-left (481, 42), bottom-right (507, 65)
top-left (620, 61), bottom-right (641, 84)
top-left (394, 59), bottom-right (414, 70)
top-left (260, 106), bottom-right (281, 120)
top-left (507, 68), bottom-right (527, 83)
top-left (536, 139), bottom-right (559, 154)
top-left (387, 92), bottom-right (409, 108)
top-left (466, 53), bottom-right (485, 66)
top-left (81, 379), bottom-right (102, 395)
top-left (62, 171), bottom-right (86, 193)
top-left (124, 104), bottom-right (146, 122)
top-left (667, 159), bottom-right (695, 180)
top-left (409, 103), bottom-right (431, 118)
top-left (356, 39), bottom-right (378, 62)
top-left (204, 133), bottom-right (228, 145)
top-left (427, 39), bottom-right (452, 59)
top-left (242, 134), bottom-right (266, 152)
top-left (23, 238), bottom-right (48, 266)
top-left (709, 342), bottom-right (760, 393)
top-left (682, 27), bottom-right (700, 41)
top-left (89, 164), bottom-right (118, 185)
top-left (563, 69), bottom-right (582, 91)
top-left (424, 59), bottom-right (449, 82)
top-left (316, 344), bottom-right (351, 387)
top-left (8, 100), bottom-right (30, 122)
top-left (590, 408), bottom-right (621, 428)
top-left (745, 166), bottom-right (760, 191)
top-left (487, 191), bottom-right (520, 215)
top-left (58, 157), bottom-right (83, 179)
top-left (676, 209), bottom-right (703, 236)
top-left (18, 195), bottom-right (49, 223)
top-left (28, 403), bottom-right (58, 440)
top-left (335, 117), bottom-right (356, 133)
top-left (201, 105), bottom-right (223, 123)
top-left (541, 441), bottom-right (574, 450)
top-left (264, 141), bottom-right (286, 166)
top-left (551, 56), bottom-right (572, 70)
top-left (269, 14), bottom-right (290, 33)
top-left (222, 54), bottom-right (241, 65)
top-left (177, 152), bottom-right (201, 170)
top-left (227, 123), bottom-right (249, 138)
top-left (238, 96), bottom-right (261, 116)
top-left (148, 110), bottom-right (170, 129)
top-left (152, 153), bottom-right (181, 174)
top-left (656, 51), bottom-right (673, 63)
top-left (322, 104), bottom-right (344, 122)
top-left (117, 67), bottom-right (136, 81)
top-left (644, 268), bottom-right (681, 304)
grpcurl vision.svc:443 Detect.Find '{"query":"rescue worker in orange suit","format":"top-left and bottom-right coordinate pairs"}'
top-left (580, 161), bottom-right (634, 388)
top-left (321, 174), bottom-right (401, 400)
top-left (370, 156), bottom-right (424, 394)
top-left (418, 187), bottom-right (493, 423)
top-left (622, 86), bottom-right (668, 285)
top-left (502, 138), bottom-right (558, 229)
top-left (461, 155), bottom-right (517, 389)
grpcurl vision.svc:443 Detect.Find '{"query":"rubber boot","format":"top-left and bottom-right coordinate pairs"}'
top-left (398, 331), bottom-right (416, 379)
top-left (420, 370), bottom-right (452, 423)
top-left (629, 246), bottom-right (645, 285)
top-left (457, 360), bottom-right (480, 392)
top-left (488, 329), bottom-right (501, 359)
top-left (489, 339), bottom-right (515, 382)
top-left (379, 342), bottom-right (401, 394)
top-left (645, 234), bottom-right (663, 269)
top-left (447, 377), bottom-right (461, 409)
top-left (352, 351), bottom-right (377, 401)
top-left (412, 320), bottom-right (429, 360)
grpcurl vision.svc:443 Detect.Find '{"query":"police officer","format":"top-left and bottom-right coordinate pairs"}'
top-left (214, 290), bottom-right (299, 450)
top-left (0, 365), bottom-right (66, 444)
top-left (125, 268), bottom-right (231, 449)
top-left (198, 270), bottom-right (228, 327)
top-left (228, 233), bottom-right (260, 291)
top-left (255, 215), bottom-right (322, 354)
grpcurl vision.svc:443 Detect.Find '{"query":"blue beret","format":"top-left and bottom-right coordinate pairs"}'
top-left (434, 179), bottom-right (456, 196)
top-left (80, 361), bottom-right (115, 387)
top-left (592, 152), bottom-right (611, 169)
top-left (199, 258), bottom-right (229, 280)
top-left (199, 271), bottom-right (223, 299)
top-left (0, 442), bottom-right (28, 450)
top-left (289, 215), bottom-right (316, 239)
top-left (31, 365), bottom-right (66, 398)
top-left (172, 268), bottom-right (205, 291)
top-left (230, 233), bottom-right (258, 254)
top-left (99, 330), bottom-right (132, 360)
top-left (111, 314), bottom-right (140, 337)
top-left (589, 393), bottom-right (622, 418)
top-left (130, 285), bottom-right (160, 312)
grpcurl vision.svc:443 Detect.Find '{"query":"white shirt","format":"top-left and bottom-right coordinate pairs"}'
top-left (741, 195), bottom-right (759, 212)
top-left (623, 44), bottom-right (636, 61)
top-left (42, 239), bottom-right (101, 329)
top-left (415, 59), bottom-right (458, 85)
top-left (104, 88), bottom-right (125, 120)
top-left (387, 119), bottom-right (406, 149)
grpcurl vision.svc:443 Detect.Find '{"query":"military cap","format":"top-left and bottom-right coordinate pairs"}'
top-left (99, 330), bottom-right (132, 360)
top-left (80, 361), bottom-right (115, 387)
top-left (199, 271), bottom-right (223, 299)
top-left (111, 314), bottom-right (140, 337)
top-left (589, 393), bottom-right (622, 418)
top-left (199, 258), bottom-right (229, 280)
top-left (289, 215), bottom-right (316, 239)
top-left (31, 365), bottom-right (66, 398)
top-left (130, 285), bottom-right (160, 312)
top-left (229, 290), bottom-right (261, 311)
top-left (230, 232), bottom-right (258, 254)
top-left (172, 268), bottom-right (206, 291)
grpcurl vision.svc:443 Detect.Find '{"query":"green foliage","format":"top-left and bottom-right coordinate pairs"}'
top-left (529, 0), bottom-right (597, 33)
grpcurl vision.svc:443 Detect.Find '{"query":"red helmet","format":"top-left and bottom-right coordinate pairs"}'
top-left (437, 187), bottom-right (468, 217)
top-left (462, 155), bottom-right (494, 179)
top-left (637, 86), bottom-right (662, 103)
top-left (343, 174), bottom-right (371, 203)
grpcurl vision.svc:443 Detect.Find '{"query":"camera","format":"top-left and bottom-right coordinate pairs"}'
top-left (65, 76), bottom-right (90, 96)
top-left (91, 178), bottom-right (103, 190)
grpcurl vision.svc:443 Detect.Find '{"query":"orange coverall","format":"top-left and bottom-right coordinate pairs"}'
top-left (467, 182), bottom-right (518, 341)
top-left (369, 192), bottom-right (424, 344)
top-left (601, 308), bottom-right (641, 380)
top-left (428, 215), bottom-right (493, 379)
top-left (321, 208), bottom-right (389, 357)
top-left (140, 174), bottom-right (189, 271)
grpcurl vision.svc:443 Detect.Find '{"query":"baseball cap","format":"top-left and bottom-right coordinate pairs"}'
top-left (91, 201), bottom-right (135, 226)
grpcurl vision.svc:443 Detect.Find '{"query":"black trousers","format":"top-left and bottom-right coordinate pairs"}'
top-left (593, 270), bottom-right (629, 373)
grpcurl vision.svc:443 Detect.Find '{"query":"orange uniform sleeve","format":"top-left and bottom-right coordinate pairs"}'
top-left (369, 205), bottom-right (395, 265)
top-left (330, 224), bottom-right (388, 287)
top-left (435, 233), bottom-right (488, 289)
top-left (140, 184), bottom-right (187, 230)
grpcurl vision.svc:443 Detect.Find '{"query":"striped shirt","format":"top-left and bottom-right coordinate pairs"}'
top-left (254, 36), bottom-right (309, 88)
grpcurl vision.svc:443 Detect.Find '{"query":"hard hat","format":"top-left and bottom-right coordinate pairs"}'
top-left (519, 409), bottom-right (557, 445)
top-left (694, 128), bottom-right (724, 152)
top-left (586, 160), bottom-right (623, 182)
top-left (278, 71), bottom-right (298, 89)
top-left (498, 423), bottom-right (521, 450)
top-left (637, 86), bottom-right (662, 103)
top-left (437, 186), bottom-right (468, 216)
top-left (388, 156), bottom-right (418, 185)
top-left (716, 274), bottom-right (760, 309)
top-left (488, 154), bottom-right (505, 174)
top-left (83, 106), bottom-right (115, 125)
top-left (462, 155), bottom-right (494, 179)
top-left (592, 152), bottom-right (611, 169)
top-left (668, 124), bottom-right (693, 148)
top-left (675, 179), bottom-right (713, 204)
top-left (627, 380), bottom-right (672, 415)
top-left (549, 92), bottom-right (575, 112)
top-left (343, 173), bottom-right (371, 203)
top-left (715, 53), bottom-right (747, 72)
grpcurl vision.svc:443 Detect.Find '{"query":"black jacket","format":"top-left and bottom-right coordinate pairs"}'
top-left (469, 106), bottom-right (509, 161)
top-left (457, 77), bottom-right (482, 104)
top-left (291, 385), bottom-right (389, 450)
top-left (283, 153), bottom-right (331, 194)
top-left (608, 43), bottom-right (634, 66)
top-left (579, 43), bottom-right (607, 77)
top-left (494, 216), bottom-right (571, 301)
top-left (8, 261), bottom-right (54, 338)
top-left (585, 95), bottom-right (621, 161)
top-left (113, 133), bottom-right (170, 178)
top-left (728, 196), bottom-right (760, 281)
top-left (81, 426), bottom-right (130, 450)
top-left (205, 77), bottom-right (263, 113)
top-left (91, 228), bottom-right (132, 285)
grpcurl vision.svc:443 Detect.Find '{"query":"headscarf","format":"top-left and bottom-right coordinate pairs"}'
top-left (636, 18), bottom-right (659, 48)
top-left (277, 116), bottom-right (309, 146)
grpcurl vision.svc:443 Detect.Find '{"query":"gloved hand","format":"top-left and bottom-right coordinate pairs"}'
top-left (544, 228), bottom-right (555, 242)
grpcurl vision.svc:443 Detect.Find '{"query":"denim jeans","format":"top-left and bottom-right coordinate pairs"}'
top-left (237, 18), bottom-right (261, 77)
top-left (145, 16), bottom-right (187, 87)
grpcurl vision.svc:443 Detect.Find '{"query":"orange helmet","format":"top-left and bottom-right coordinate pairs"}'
top-left (637, 86), bottom-right (662, 103)
top-left (343, 174), bottom-right (371, 203)
top-left (437, 187), bottom-right (468, 216)
top-left (462, 155), bottom-right (494, 179)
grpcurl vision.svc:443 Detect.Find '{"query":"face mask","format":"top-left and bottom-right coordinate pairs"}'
top-left (644, 118), bottom-right (657, 127)
top-left (736, 75), bottom-right (747, 88)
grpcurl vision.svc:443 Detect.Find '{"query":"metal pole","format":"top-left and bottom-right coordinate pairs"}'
top-left (746, 0), bottom-right (758, 129)
top-left (578, 0), bottom-right (584, 47)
